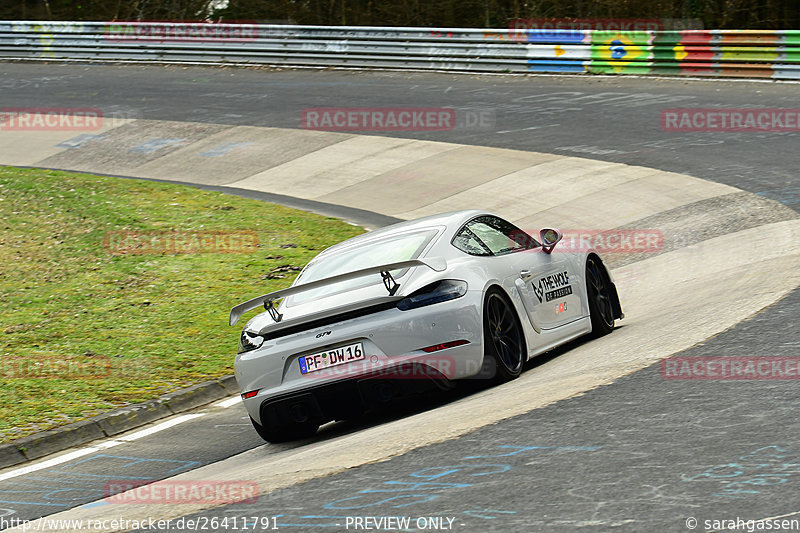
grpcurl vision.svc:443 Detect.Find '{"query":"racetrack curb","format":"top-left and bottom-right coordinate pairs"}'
top-left (15, 166), bottom-right (404, 231)
top-left (0, 375), bottom-right (237, 469)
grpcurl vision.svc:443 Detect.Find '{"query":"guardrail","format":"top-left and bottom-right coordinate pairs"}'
top-left (1, 21), bottom-right (798, 80)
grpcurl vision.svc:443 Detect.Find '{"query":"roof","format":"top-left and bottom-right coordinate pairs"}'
top-left (317, 209), bottom-right (487, 257)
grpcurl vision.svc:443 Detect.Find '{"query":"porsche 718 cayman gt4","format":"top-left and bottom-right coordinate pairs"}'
top-left (230, 210), bottom-right (623, 442)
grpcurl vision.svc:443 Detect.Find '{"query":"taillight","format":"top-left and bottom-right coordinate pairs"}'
top-left (238, 330), bottom-right (265, 354)
top-left (396, 280), bottom-right (467, 311)
top-left (421, 340), bottom-right (470, 353)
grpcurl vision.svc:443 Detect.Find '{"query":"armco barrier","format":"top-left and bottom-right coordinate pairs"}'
top-left (0, 21), bottom-right (798, 79)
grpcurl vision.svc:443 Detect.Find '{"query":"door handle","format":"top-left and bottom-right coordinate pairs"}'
top-left (520, 270), bottom-right (533, 281)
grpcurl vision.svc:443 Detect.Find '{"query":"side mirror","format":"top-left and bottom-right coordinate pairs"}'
top-left (539, 228), bottom-right (562, 254)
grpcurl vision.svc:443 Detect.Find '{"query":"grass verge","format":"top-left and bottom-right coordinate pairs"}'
top-left (0, 166), bottom-right (364, 442)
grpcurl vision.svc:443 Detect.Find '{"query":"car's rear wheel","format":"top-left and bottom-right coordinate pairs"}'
top-left (249, 415), bottom-right (319, 443)
top-left (482, 289), bottom-right (525, 382)
top-left (586, 256), bottom-right (615, 337)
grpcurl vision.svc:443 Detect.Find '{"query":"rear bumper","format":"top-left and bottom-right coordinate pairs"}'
top-left (258, 361), bottom-right (451, 430)
top-left (236, 292), bottom-right (484, 424)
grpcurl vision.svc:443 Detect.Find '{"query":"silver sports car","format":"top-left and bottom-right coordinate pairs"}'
top-left (230, 210), bottom-right (623, 442)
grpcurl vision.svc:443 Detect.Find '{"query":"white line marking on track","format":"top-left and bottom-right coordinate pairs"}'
top-left (0, 414), bottom-right (205, 482)
top-left (93, 440), bottom-right (124, 450)
top-left (116, 414), bottom-right (205, 441)
top-left (213, 396), bottom-right (242, 408)
top-left (497, 123), bottom-right (560, 134)
top-left (0, 448), bottom-right (97, 482)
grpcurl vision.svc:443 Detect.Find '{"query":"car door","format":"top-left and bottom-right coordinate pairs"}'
top-left (518, 246), bottom-right (582, 330)
top-left (456, 216), bottom-right (581, 331)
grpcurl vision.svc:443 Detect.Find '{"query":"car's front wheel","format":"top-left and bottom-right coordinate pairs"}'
top-left (586, 256), bottom-right (615, 337)
top-left (482, 289), bottom-right (525, 382)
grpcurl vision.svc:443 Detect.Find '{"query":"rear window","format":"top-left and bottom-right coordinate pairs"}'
top-left (286, 229), bottom-right (438, 305)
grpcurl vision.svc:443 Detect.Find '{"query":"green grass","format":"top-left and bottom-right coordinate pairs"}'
top-left (0, 166), bottom-right (364, 442)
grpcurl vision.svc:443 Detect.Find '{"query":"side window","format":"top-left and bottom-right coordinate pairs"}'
top-left (452, 226), bottom-right (492, 256)
top-left (452, 216), bottom-right (538, 256)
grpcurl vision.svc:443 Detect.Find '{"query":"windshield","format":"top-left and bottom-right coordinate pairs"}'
top-left (286, 229), bottom-right (438, 306)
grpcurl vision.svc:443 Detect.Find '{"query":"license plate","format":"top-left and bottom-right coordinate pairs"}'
top-left (299, 342), bottom-right (365, 374)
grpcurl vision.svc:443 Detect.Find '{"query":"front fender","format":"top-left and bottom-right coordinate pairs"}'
top-left (583, 251), bottom-right (624, 320)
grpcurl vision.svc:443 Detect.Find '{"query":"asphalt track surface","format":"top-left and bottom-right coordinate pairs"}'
top-left (1, 64), bottom-right (799, 532)
top-left (1, 64), bottom-right (798, 211)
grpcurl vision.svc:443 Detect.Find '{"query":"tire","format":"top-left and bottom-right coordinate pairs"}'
top-left (249, 415), bottom-right (319, 443)
top-left (481, 289), bottom-right (526, 383)
top-left (586, 256), bottom-right (615, 337)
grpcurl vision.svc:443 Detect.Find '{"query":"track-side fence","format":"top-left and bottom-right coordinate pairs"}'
top-left (1, 21), bottom-right (798, 79)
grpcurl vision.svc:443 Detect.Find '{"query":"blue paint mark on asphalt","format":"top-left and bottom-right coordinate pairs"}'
top-left (24, 474), bottom-right (130, 484)
top-left (0, 480), bottom-right (103, 507)
top-left (324, 494), bottom-right (438, 510)
top-left (464, 509), bottom-right (517, 519)
top-left (80, 500), bottom-right (110, 509)
top-left (36, 471), bottom-right (153, 480)
top-left (276, 516), bottom-right (350, 528)
top-left (361, 481), bottom-right (472, 493)
top-left (464, 445), bottom-right (602, 459)
top-left (56, 134), bottom-right (103, 149)
top-left (58, 454), bottom-right (200, 475)
top-left (757, 188), bottom-right (800, 205)
top-left (0, 499), bottom-right (64, 506)
top-left (162, 445), bottom-right (599, 529)
top-left (322, 445), bottom-right (601, 513)
top-left (409, 464), bottom-right (511, 479)
top-left (684, 445), bottom-right (799, 498)
top-left (199, 142), bottom-right (253, 156)
top-left (130, 138), bottom-right (187, 154)
top-left (0, 455), bottom-right (201, 508)
top-left (0, 482), bottom-right (98, 500)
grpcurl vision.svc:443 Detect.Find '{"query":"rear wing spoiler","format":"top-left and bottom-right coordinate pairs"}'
top-left (229, 257), bottom-right (447, 326)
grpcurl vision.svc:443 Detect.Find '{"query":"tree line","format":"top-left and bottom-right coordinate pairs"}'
top-left (3, 0), bottom-right (798, 29)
